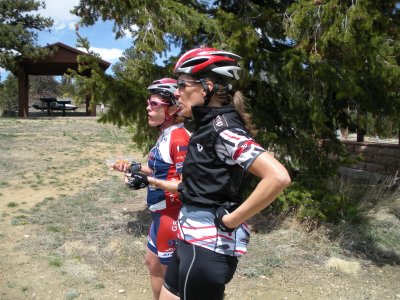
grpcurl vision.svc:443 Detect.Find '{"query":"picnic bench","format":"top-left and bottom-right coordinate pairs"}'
top-left (33, 97), bottom-right (78, 116)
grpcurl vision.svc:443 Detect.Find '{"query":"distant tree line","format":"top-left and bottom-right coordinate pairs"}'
top-left (0, 75), bottom-right (78, 111)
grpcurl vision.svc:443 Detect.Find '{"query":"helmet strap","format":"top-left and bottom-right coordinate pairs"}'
top-left (157, 106), bottom-right (180, 130)
top-left (200, 78), bottom-right (216, 106)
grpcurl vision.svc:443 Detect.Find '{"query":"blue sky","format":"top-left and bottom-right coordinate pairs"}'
top-left (0, 0), bottom-right (133, 81)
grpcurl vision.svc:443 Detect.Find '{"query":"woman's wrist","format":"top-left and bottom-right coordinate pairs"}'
top-left (223, 212), bottom-right (241, 229)
top-left (149, 177), bottom-right (158, 188)
top-left (129, 161), bottom-right (142, 173)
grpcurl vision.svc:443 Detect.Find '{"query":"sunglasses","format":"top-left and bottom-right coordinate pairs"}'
top-left (147, 99), bottom-right (169, 110)
top-left (177, 79), bottom-right (202, 89)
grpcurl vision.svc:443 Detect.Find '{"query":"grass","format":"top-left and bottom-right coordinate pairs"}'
top-left (11, 215), bottom-right (29, 225)
top-left (325, 173), bottom-right (400, 263)
top-left (49, 254), bottom-right (63, 267)
top-left (47, 224), bottom-right (61, 233)
top-left (65, 289), bottom-right (80, 299)
top-left (331, 172), bottom-right (400, 212)
top-left (0, 181), bottom-right (10, 188)
top-left (1, 117), bottom-right (399, 299)
top-left (94, 282), bottom-right (105, 289)
top-left (24, 176), bottom-right (149, 271)
top-left (0, 132), bottom-right (17, 139)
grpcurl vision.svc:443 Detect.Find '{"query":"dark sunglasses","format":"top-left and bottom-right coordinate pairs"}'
top-left (177, 79), bottom-right (202, 89)
top-left (147, 99), bottom-right (169, 110)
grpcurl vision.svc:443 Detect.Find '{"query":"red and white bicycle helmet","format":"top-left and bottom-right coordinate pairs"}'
top-left (147, 78), bottom-right (178, 106)
top-left (173, 47), bottom-right (241, 80)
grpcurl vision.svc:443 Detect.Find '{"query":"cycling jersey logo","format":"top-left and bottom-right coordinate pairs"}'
top-left (233, 140), bottom-right (254, 160)
top-left (197, 143), bottom-right (203, 152)
top-left (215, 115), bottom-right (223, 127)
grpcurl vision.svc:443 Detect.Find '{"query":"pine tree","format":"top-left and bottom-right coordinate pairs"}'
top-left (0, 0), bottom-right (53, 72)
top-left (71, 0), bottom-right (400, 222)
top-left (283, 0), bottom-right (400, 138)
top-left (0, 74), bottom-right (17, 111)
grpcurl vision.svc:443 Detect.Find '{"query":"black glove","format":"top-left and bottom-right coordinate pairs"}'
top-left (215, 207), bottom-right (235, 232)
top-left (127, 161), bottom-right (141, 173)
top-left (126, 172), bottom-right (149, 190)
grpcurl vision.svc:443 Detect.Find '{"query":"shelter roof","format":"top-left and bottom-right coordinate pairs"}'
top-left (17, 42), bottom-right (110, 76)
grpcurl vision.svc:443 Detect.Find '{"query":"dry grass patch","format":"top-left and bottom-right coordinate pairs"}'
top-left (326, 257), bottom-right (361, 275)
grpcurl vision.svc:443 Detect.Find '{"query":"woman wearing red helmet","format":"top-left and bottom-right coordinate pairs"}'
top-left (149, 49), bottom-right (291, 300)
top-left (114, 78), bottom-right (190, 300)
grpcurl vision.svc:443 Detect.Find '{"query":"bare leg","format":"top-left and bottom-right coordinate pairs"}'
top-left (159, 284), bottom-right (180, 300)
top-left (145, 248), bottom-right (167, 300)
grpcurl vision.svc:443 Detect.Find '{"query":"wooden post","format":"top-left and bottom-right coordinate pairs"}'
top-left (356, 110), bottom-right (365, 142)
top-left (17, 69), bottom-right (29, 117)
top-left (85, 93), bottom-right (96, 116)
top-left (356, 129), bottom-right (365, 142)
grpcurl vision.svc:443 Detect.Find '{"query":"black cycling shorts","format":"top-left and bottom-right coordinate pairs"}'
top-left (163, 240), bottom-right (238, 300)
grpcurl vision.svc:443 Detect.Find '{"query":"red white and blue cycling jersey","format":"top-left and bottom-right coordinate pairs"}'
top-left (146, 123), bottom-right (190, 264)
top-left (147, 123), bottom-right (190, 212)
top-left (178, 128), bottom-right (265, 256)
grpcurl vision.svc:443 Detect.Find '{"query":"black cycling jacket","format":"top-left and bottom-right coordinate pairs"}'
top-left (178, 105), bottom-right (248, 208)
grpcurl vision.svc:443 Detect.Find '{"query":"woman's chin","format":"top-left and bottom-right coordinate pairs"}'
top-left (148, 118), bottom-right (161, 127)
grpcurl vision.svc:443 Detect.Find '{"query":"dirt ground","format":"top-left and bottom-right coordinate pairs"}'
top-left (0, 117), bottom-right (399, 300)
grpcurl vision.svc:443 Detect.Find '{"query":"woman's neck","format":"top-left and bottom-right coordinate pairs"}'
top-left (158, 118), bottom-right (181, 131)
top-left (207, 96), bottom-right (222, 107)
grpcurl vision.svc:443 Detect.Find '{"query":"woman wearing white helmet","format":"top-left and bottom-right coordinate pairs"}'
top-left (114, 78), bottom-right (190, 300)
top-left (149, 49), bottom-right (291, 300)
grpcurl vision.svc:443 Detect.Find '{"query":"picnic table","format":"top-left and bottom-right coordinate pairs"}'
top-left (38, 98), bottom-right (77, 116)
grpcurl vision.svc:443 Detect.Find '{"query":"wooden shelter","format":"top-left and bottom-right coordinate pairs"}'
top-left (16, 42), bottom-right (110, 117)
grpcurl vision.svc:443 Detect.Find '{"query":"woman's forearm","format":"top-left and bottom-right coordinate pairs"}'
top-left (140, 165), bottom-right (152, 176)
top-left (148, 177), bottom-right (181, 193)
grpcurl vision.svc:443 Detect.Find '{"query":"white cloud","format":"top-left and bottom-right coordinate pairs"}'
top-left (39, 0), bottom-right (80, 31)
top-left (122, 25), bottom-right (139, 38)
top-left (53, 21), bottom-right (66, 31)
top-left (68, 22), bottom-right (76, 31)
top-left (78, 47), bottom-right (123, 63)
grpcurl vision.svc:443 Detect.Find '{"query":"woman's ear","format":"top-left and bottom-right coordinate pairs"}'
top-left (206, 80), bottom-right (214, 93)
top-left (201, 80), bottom-right (213, 97)
top-left (167, 105), bottom-right (180, 117)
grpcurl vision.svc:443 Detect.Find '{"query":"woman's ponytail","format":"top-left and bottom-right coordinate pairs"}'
top-left (232, 91), bottom-right (257, 137)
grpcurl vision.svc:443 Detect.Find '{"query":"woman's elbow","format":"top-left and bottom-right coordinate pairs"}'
top-left (275, 171), bottom-right (291, 189)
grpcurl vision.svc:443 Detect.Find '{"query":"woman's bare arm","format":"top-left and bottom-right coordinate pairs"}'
top-left (222, 152), bottom-right (291, 229)
top-left (147, 176), bottom-right (181, 193)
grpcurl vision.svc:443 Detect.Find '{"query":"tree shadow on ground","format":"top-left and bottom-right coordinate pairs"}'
top-left (246, 210), bottom-right (291, 234)
top-left (124, 208), bottom-right (152, 237)
top-left (247, 209), bottom-right (400, 267)
top-left (328, 218), bottom-right (400, 267)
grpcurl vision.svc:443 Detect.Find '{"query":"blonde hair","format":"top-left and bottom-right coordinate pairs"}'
top-left (232, 91), bottom-right (257, 137)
